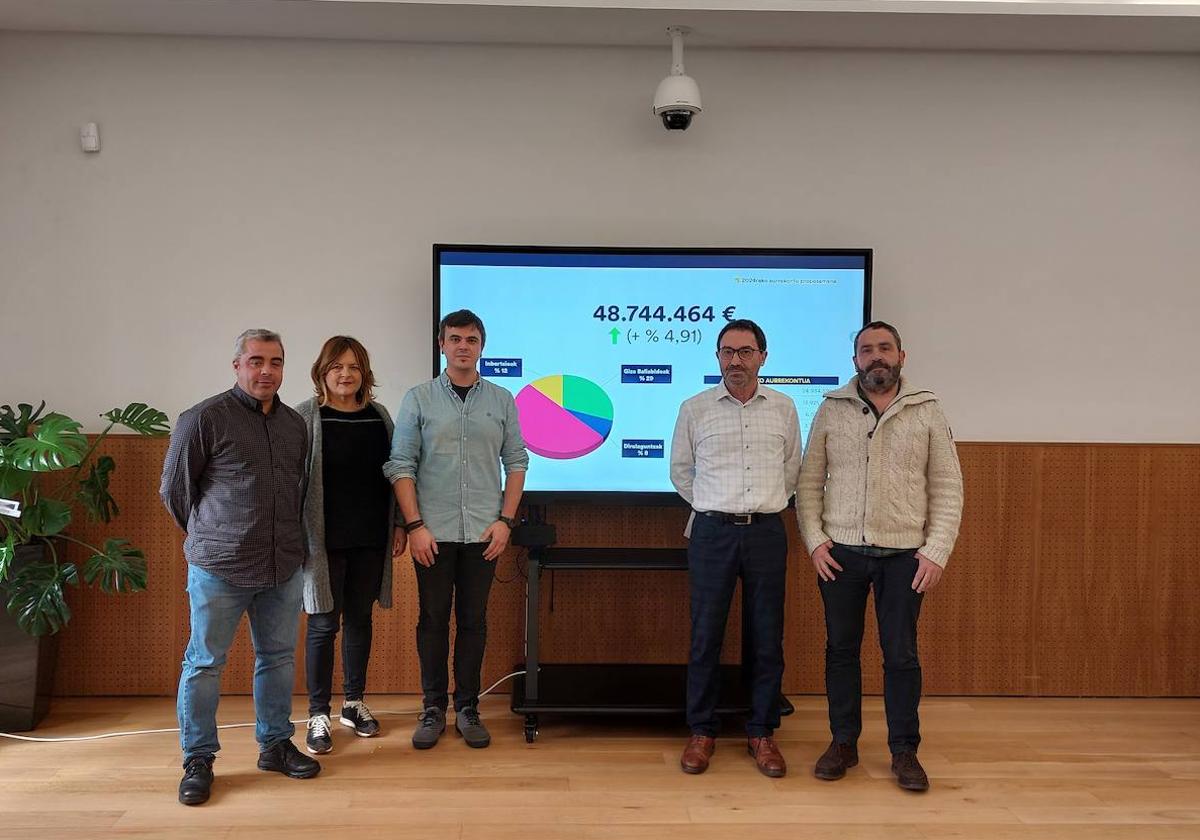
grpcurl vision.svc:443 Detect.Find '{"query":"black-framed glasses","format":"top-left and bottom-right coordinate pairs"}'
top-left (717, 346), bottom-right (761, 361)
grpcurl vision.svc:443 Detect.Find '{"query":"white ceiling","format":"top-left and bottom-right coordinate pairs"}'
top-left (2, 0), bottom-right (1200, 51)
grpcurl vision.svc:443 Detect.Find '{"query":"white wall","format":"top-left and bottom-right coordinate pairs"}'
top-left (2, 32), bottom-right (1197, 441)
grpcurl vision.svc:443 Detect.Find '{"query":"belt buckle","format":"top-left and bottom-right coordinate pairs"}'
top-left (731, 513), bottom-right (753, 526)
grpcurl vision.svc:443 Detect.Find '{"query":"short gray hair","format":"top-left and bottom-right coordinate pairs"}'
top-left (233, 329), bottom-right (284, 362)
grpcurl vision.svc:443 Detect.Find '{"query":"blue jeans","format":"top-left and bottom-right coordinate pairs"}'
top-left (177, 564), bottom-right (303, 762)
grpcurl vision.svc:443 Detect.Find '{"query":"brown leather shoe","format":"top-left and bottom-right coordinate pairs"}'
top-left (680, 734), bottom-right (716, 774)
top-left (813, 740), bottom-right (859, 781)
top-left (891, 751), bottom-right (929, 791)
top-left (747, 736), bottom-right (787, 778)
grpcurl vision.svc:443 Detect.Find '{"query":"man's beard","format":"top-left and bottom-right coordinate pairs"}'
top-left (857, 360), bottom-right (901, 394)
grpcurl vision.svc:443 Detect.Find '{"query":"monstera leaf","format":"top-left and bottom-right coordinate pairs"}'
top-left (78, 455), bottom-right (118, 523)
top-left (103, 403), bottom-right (170, 437)
top-left (5, 413), bottom-right (88, 472)
top-left (0, 448), bottom-right (33, 497)
top-left (82, 539), bottom-right (147, 594)
top-left (0, 402), bottom-right (46, 444)
top-left (6, 560), bottom-right (79, 636)
top-left (22, 498), bottom-right (72, 537)
top-left (0, 400), bottom-right (171, 636)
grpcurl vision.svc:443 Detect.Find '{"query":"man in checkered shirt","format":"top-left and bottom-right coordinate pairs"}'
top-left (161, 329), bottom-right (318, 806)
top-left (670, 319), bottom-right (801, 779)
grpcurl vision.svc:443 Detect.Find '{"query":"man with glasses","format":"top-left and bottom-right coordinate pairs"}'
top-left (669, 319), bottom-right (801, 777)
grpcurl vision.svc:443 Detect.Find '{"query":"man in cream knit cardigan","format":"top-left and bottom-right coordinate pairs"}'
top-left (798, 321), bottom-right (963, 792)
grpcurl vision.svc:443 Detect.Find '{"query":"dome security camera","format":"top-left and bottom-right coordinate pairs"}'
top-left (653, 26), bottom-right (701, 131)
top-left (654, 74), bottom-right (702, 131)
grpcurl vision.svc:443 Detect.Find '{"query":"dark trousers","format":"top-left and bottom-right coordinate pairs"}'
top-left (305, 547), bottom-right (384, 716)
top-left (818, 544), bottom-right (924, 755)
top-left (414, 542), bottom-right (495, 712)
top-left (686, 513), bottom-right (788, 738)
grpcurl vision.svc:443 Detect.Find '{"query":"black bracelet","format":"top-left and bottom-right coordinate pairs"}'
top-left (403, 519), bottom-right (425, 533)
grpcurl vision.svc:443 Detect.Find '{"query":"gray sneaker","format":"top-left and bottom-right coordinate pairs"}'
top-left (455, 707), bottom-right (491, 748)
top-left (412, 707), bottom-right (446, 750)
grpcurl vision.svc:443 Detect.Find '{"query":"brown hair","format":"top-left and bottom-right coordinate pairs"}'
top-left (853, 320), bottom-right (902, 353)
top-left (438, 309), bottom-right (486, 348)
top-left (311, 336), bottom-right (376, 405)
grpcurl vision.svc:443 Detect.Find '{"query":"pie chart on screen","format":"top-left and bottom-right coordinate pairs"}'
top-left (515, 375), bottom-right (614, 459)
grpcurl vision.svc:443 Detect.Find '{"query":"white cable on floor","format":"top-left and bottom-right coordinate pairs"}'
top-left (0, 669), bottom-right (526, 743)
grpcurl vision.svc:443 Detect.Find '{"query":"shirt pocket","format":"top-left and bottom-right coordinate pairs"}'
top-left (693, 413), bottom-right (735, 458)
top-left (755, 410), bottom-right (791, 450)
top-left (425, 414), bottom-right (463, 457)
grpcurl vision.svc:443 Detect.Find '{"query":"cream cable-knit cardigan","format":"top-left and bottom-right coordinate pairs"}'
top-left (797, 376), bottom-right (963, 568)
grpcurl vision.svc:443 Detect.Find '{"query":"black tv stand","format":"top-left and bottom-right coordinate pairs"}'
top-left (510, 545), bottom-right (793, 743)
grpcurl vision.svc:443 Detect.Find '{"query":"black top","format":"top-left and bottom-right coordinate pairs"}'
top-left (451, 382), bottom-right (473, 403)
top-left (159, 386), bottom-right (308, 587)
top-left (320, 404), bottom-right (392, 550)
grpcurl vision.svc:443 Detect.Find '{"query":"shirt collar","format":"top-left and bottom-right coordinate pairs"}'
top-left (439, 371), bottom-right (480, 391)
top-left (230, 384), bottom-right (278, 415)
top-left (715, 378), bottom-right (766, 404)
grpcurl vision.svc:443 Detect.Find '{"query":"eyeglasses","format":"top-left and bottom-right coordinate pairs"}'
top-left (717, 346), bottom-right (761, 361)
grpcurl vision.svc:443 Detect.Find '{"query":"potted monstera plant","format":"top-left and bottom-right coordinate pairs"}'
top-left (0, 401), bottom-right (169, 730)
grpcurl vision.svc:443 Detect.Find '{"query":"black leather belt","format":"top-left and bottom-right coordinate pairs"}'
top-left (699, 511), bottom-right (779, 526)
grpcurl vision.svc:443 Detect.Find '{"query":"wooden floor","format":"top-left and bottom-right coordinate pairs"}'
top-left (1, 695), bottom-right (1198, 840)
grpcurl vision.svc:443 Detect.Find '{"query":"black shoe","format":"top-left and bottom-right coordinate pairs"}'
top-left (257, 739), bottom-right (321, 779)
top-left (306, 714), bottom-right (333, 754)
top-left (178, 755), bottom-right (214, 806)
top-left (814, 740), bottom-right (859, 781)
top-left (339, 700), bottom-right (381, 738)
top-left (891, 750), bottom-right (930, 792)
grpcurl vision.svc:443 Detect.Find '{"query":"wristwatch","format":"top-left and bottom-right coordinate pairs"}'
top-left (497, 515), bottom-right (518, 529)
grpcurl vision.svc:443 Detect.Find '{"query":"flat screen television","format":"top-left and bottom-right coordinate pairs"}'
top-left (434, 245), bottom-right (871, 504)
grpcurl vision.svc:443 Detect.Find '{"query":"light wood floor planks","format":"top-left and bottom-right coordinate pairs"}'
top-left (1, 695), bottom-right (1197, 840)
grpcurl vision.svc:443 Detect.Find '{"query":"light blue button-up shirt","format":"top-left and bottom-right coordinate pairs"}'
top-left (384, 372), bottom-right (529, 543)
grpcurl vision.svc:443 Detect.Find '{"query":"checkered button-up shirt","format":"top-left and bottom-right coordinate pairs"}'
top-left (160, 386), bottom-right (309, 587)
top-left (670, 381), bottom-right (801, 516)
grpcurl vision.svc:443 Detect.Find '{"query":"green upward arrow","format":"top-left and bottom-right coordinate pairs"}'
top-left (609, 327), bottom-right (620, 345)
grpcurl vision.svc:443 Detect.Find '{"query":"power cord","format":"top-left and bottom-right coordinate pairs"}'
top-left (0, 669), bottom-right (526, 743)
top-left (493, 547), bottom-right (528, 584)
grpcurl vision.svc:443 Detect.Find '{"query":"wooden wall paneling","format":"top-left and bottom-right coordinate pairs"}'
top-left (920, 444), bottom-right (1038, 695)
top-left (1082, 447), bottom-right (1155, 695)
top-left (1147, 447), bottom-right (1200, 695)
top-left (54, 437), bottom-right (181, 696)
top-left (45, 440), bottom-right (1200, 698)
top-left (1033, 446), bottom-right (1093, 695)
top-left (1033, 445), bottom-right (1161, 697)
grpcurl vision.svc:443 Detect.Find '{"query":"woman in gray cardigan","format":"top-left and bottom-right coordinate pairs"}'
top-left (296, 336), bottom-right (404, 754)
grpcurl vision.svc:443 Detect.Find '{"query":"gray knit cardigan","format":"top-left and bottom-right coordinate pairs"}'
top-left (295, 397), bottom-right (396, 614)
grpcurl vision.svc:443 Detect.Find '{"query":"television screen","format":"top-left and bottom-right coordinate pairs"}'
top-left (434, 245), bottom-right (871, 503)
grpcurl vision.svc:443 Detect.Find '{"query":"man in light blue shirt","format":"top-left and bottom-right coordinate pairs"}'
top-left (384, 309), bottom-right (528, 750)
